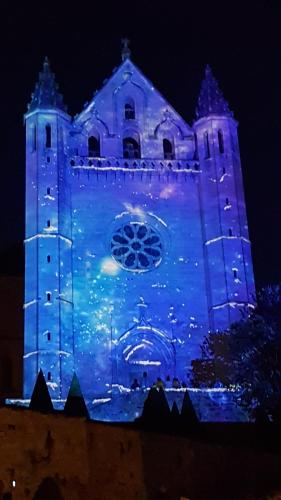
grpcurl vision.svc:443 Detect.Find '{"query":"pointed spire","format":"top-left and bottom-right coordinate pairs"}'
top-left (171, 400), bottom-right (180, 418)
top-left (121, 38), bottom-right (131, 61)
top-left (64, 373), bottom-right (89, 418)
top-left (141, 387), bottom-right (170, 423)
top-left (29, 369), bottom-right (54, 413)
top-left (181, 390), bottom-right (198, 426)
top-left (27, 57), bottom-right (67, 113)
top-left (195, 65), bottom-right (233, 120)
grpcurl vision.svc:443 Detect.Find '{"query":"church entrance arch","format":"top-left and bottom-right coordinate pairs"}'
top-left (116, 323), bottom-right (175, 389)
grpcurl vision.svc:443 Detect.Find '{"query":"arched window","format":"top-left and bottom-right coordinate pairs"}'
top-left (124, 99), bottom-right (135, 120)
top-left (123, 137), bottom-right (140, 159)
top-left (218, 129), bottom-right (224, 153)
top-left (204, 131), bottom-right (210, 159)
top-left (88, 136), bottom-right (100, 157)
top-left (163, 138), bottom-right (175, 160)
top-left (45, 125), bottom-right (51, 148)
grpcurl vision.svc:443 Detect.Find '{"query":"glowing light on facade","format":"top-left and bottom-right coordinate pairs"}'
top-left (24, 53), bottom-right (255, 414)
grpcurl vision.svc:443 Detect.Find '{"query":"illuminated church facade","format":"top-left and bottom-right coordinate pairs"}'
top-left (24, 44), bottom-right (255, 400)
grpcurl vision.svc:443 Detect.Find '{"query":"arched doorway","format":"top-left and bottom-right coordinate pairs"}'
top-left (33, 478), bottom-right (63, 500)
top-left (116, 322), bottom-right (175, 388)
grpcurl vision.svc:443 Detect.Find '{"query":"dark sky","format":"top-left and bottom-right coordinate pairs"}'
top-left (0, 0), bottom-right (280, 288)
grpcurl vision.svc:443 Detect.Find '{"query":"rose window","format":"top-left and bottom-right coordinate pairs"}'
top-left (111, 222), bottom-right (163, 271)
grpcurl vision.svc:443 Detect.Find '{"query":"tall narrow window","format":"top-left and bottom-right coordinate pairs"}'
top-left (124, 99), bottom-right (135, 120)
top-left (47, 292), bottom-right (51, 302)
top-left (32, 125), bottom-right (37, 152)
top-left (163, 138), bottom-right (175, 160)
top-left (59, 126), bottom-right (64, 147)
top-left (194, 132), bottom-right (198, 159)
top-left (47, 255), bottom-right (51, 263)
top-left (47, 372), bottom-right (51, 381)
top-left (226, 197), bottom-right (229, 205)
top-left (218, 129), bottom-right (224, 153)
top-left (233, 269), bottom-right (238, 279)
top-left (228, 228), bottom-right (233, 236)
top-left (47, 332), bottom-right (51, 341)
top-left (47, 187), bottom-right (50, 195)
top-left (123, 137), bottom-right (140, 159)
top-left (47, 220), bottom-right (51, 227)
top-left (88, 136), bottom-right (100, 157)
top-left (204, 131), bottom-right (210, 159)
top-left (45, 124), bottom-right (51, 148)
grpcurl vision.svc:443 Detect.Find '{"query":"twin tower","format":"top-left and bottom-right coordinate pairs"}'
top-left (24, 51), bottom-right (255, 402)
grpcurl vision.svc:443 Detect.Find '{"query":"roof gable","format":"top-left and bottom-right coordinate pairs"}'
top-left (75, 59), bottom-right (192, 138)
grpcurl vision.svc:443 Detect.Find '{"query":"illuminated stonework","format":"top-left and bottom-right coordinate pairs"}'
top-left (24, 52), bottom-right (255, 410)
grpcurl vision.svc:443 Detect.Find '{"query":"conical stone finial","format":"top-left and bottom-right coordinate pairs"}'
top-left (27, 57), bottom-right (67, 113)
top-left (181, 390), bottom-right (198, 426)
top-left (121, 38), bottom-right (131, 61)
top-left (29, 369), bottom-right (54, 413)
top-left (195, 64), bottom-right (233, 120)
top-left (141, 387), bottom-right (170, 423)
top-left (64, 373), bottom-right (89, 418)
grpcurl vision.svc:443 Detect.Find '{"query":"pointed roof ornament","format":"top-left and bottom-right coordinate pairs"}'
top-left (121, 38), bottom-right (131, 61)
top-left (29, 369), bottom-right (54, 413)
top-left (181, 390), bottom-right (198, 426)
top-left (195, 64), bottom-right (233, 120)
top-left (27, 56), bottom-right (67, 113)
top-left (141, 387), bottom-right (170, 423)
top-left (64, 373), bottom-right (89, 418)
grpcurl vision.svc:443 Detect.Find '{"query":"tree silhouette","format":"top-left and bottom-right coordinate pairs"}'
top-left (191, 284), bottom-right (281, 422)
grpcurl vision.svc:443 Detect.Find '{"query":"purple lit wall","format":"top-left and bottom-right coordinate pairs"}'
top-left (23, 56), bottom-right (255, 407)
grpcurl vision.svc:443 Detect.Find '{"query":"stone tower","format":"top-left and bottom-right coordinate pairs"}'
top-left (24, 58), bottom-right (73, 399)
top-left (193, 66), bottom-right (255, 332)
top-left (24, 48), bottom-right (255, 403)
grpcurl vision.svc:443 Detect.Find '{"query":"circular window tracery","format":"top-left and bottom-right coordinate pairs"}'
top-left (111, 222), bottom-right (163, 271)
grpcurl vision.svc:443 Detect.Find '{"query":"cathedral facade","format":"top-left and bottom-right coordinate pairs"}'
top-left (24, 47), bottom-right (255, 400)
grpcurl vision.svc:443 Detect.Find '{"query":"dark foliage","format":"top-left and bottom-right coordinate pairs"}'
top-left (191, 284), bottom-right (281, 422)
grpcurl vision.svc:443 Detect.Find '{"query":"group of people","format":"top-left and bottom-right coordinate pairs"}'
top-left (130, 373), bottom-right (187, 391)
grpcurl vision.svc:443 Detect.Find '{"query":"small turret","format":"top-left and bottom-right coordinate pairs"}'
top-left (196, 65), bottom-right (233, 120)
top-left (27, 57), bottom-right (67, 113)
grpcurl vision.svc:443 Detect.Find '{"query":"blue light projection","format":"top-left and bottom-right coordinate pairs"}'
top-left (23, 53), bottom-right (255, 419)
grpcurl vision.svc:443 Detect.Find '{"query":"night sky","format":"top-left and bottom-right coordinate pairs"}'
top-left (0, 0), bottom-right (280, 288)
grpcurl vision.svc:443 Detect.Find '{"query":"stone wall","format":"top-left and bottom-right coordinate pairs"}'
top-left (0, 407), bottom-right (281, 499)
